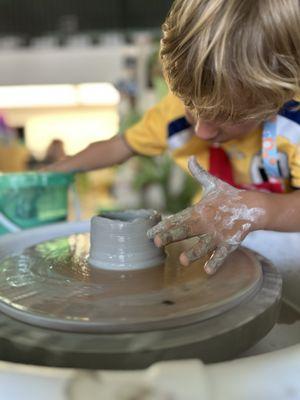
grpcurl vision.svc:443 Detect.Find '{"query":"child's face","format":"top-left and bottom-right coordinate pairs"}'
top-left (185, 109), bottom-right (259, 143)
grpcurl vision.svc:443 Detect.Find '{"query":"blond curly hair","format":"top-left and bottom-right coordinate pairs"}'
top-left (160, 0), bottom-right (300, 123)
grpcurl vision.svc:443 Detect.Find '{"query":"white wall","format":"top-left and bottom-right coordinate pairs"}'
top-left (0, 44), bottom-right (152, 86)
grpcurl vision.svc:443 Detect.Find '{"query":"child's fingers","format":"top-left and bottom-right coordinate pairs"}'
top-left (179, 234), bottom-right (215, 266)
top-left (147, 219), bottom-right (172, 240)
top-left (153, 221), bottom-right (202, 247)
top-left (147, 207), bottom-right (193, 240)
top-left (204, 244), bottom-right (235, 275)
top-left (153, 226), bottom-right (189, 247)
top-left (188, 156), bottom-right (217, 195)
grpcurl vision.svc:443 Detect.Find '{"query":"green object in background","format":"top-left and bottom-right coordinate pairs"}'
top-left (0, 172), bottom-right (73, 234)
top-left (152, 76), bottom-right (169, 101)
top-left (133, 155), bottom-right (198, 214)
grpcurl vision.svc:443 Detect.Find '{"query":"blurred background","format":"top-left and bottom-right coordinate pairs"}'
top-left (0, 0), bottom-right (197, 229)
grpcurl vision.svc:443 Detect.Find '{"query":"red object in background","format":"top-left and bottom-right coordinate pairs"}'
top-left (240, 181), bottom-right (284, 193)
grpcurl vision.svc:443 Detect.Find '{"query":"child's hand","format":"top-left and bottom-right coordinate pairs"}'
top-left (147, 156), bottom-right (267, 275)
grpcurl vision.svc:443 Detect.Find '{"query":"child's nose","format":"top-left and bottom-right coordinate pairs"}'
top-left (194, 120), bottom-right (219, 140)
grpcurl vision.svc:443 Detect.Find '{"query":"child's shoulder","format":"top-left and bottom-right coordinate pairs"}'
top-left (157, 92), bottom-right (186, 119)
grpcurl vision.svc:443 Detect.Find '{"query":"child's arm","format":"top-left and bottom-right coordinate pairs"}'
top-left (148, 156), bottom-right (300, 275)
top-left (261, 191), bottom-right (300, 232)
top-left (45, 135), bottom-right (134, 172)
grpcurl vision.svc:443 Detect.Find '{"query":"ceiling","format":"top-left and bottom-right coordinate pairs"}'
top-left (0, 0), bottom-right (173, 37)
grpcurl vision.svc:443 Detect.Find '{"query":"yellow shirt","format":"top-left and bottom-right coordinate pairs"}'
top-left (125, 93), bottom-right (300, 190)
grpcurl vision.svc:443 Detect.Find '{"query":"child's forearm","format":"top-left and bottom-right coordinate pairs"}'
top-left (46, 135), bottom-right (134, 172)
top-left (262, 191), bottom-right (300, 232)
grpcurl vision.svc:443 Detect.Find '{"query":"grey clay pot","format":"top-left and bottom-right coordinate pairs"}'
top-left (89, 209), bottom-right (165, 270)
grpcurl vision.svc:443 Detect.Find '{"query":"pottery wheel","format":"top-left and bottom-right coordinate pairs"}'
top-left (0, 222), bottom-right (282, 368)
top-left (0, 233), bottom-right (262, 333)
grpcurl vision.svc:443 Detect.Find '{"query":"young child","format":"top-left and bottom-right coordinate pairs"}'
top-left (49, 0), bottom-right (300, 274)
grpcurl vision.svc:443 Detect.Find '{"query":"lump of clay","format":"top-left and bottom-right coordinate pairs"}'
top-left (89, 209), bottom-right (166, 270)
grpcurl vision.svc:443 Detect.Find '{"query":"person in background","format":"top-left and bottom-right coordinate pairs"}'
top-left (43, 139), bottom-right (66, 165)
top-left (46, 0), bottom-right (300, 275)
top-left (28, 139), bottom-right (66, 170)
top-left (0, 115), bottom-right (29, 172)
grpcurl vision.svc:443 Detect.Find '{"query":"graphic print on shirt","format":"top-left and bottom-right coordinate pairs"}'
top-left (250, 151), bottom-right (289, 184)
top-left (251, 100), bottom-right (300, 184)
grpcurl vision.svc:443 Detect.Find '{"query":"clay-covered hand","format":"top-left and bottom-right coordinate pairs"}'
top-left (147, 156), bottom-right (266, 275)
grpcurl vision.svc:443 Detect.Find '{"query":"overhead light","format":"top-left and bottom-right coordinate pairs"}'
top-left (0, 83), bottom-right (120, 108)
top-left (77, 83), bottom-right (120, 106)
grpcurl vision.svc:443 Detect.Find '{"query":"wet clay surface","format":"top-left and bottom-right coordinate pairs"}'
top-left (0, 234), bottom-right (262, 332)
top-left (89, 210), bottom-right (165, 270)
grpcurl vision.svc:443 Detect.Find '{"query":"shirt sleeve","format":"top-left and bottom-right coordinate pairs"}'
top-left (124, 95), bottom-right (170, 156)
